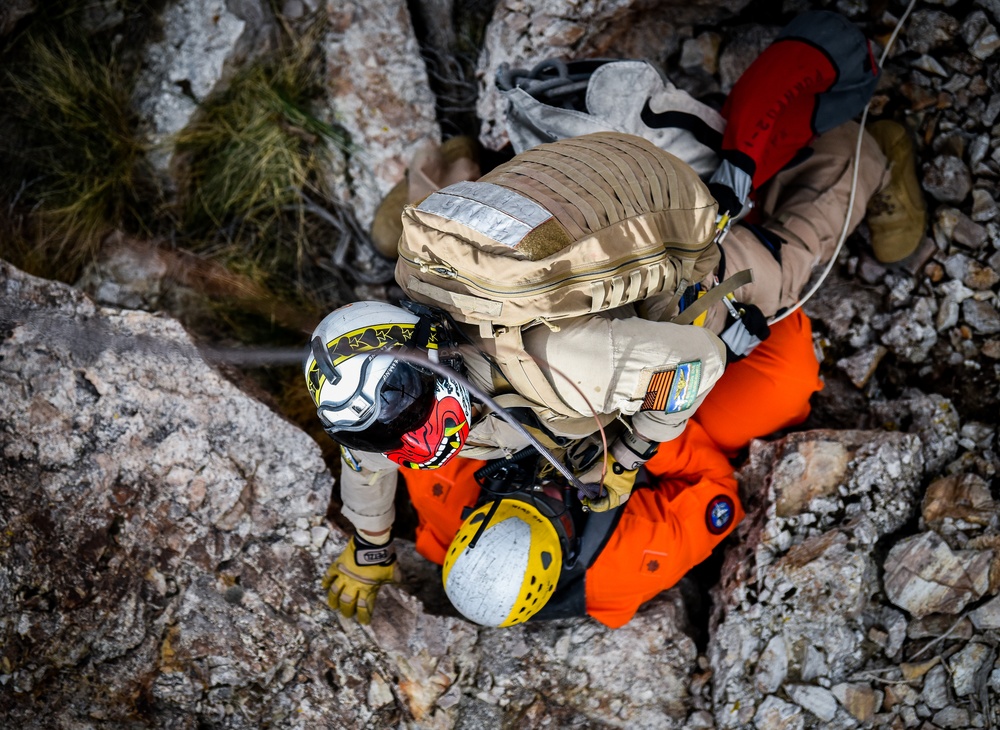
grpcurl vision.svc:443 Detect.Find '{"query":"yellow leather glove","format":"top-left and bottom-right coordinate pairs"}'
top-left (578, 430), bottom-right (658, 512)
top-left (322, 534), bottom-right (400, 624)
top-left (578, 453), bottom-right (640, 512)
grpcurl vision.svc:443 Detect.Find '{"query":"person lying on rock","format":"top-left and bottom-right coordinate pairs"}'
top-left (304, 10), bottom-right (927, 627)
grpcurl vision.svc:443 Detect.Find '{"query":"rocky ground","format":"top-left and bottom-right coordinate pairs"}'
top-left (1, 0), bottom-right (1000, 728)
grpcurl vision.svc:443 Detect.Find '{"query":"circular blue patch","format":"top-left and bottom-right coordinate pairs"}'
top-left (705, 495), bottom-right (735, 535)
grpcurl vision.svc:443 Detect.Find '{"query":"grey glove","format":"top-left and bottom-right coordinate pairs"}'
top-left (720, 302), bottom-right (770, 363)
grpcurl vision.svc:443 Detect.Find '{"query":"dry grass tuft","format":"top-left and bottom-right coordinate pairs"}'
top-left (1, 34), bottom-right (158, 278)
top-left (173, 29), bottom-right (351, 300)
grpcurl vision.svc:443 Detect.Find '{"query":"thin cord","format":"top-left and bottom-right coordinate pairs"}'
top-left (770, 0), bottom-right (918, 325)
top-left (388, 349), bottom-right (599, 497)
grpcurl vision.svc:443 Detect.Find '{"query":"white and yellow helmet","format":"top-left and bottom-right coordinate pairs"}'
top-left (304, 301), bottom-right (471, 468)
top-left (442, 497), bottom-right (565, 627)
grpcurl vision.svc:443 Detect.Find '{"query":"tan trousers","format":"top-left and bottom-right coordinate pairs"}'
top-left (699, 122), bottom-right (890, 333)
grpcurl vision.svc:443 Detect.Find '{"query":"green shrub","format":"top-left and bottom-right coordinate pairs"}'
top-left (174, 36), bottom-right (351, 298)
top-left (0, 34), bottom-right (157, 278)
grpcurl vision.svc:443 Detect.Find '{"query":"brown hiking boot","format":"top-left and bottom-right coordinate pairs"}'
top-left (370, 178), bottom-right (409, 259)
top-left (865, 120), bottom-right (927, 264)
top-left (370, 136), bottom-right (481, 259)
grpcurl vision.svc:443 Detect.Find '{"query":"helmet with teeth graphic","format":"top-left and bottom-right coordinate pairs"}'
top-left (304, 301), bottom-right (472, 469)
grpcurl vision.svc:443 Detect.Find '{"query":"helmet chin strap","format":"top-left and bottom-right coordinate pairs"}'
top-left (399, 300), bottom-right (468, 373)
top-left (310, 335), bottom-right (341, 384)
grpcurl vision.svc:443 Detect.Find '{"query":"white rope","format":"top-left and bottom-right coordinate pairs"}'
top-left (769, 0), bottom-right (919, 325)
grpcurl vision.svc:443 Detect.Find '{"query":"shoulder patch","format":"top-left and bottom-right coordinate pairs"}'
top-left (640, 369), bottom-right (676, 411)
top-left (341, 446), bottom-right (362, 472)
top-left (640, 361), bottom-right (702, 413)
top-left (706, 494), bottom-right (736, 535)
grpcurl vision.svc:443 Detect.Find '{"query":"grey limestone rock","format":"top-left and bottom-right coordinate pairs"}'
top-left (475, 0), bottom-right (753, 150)
top-left (923, 155), bottom-right (973, 204)
top-left (962, 297), bottom-right (1000, 334)
top-left (709, 430), bottom-right (924, 729)
top-left (753, 695), bottom-right (804, 730)
top-left (319, 0), bottom-right (440, 227)
top-left (134, 0), bottom-right (275, 172)
top-left (755, 634), bottom-right (789, 694)
top-left (883, 531), bottom-right (993, 617)
top-left (969, 594), bottom-right (1000, 629)
top-left (0, 262), bottom-right (472, 727)
top-left (907, 10), bottom-right (961, 55)
top-left (473, 590), bottom-right (697, 728)
top-left (949, 641), bottom-right (995, 697)
top-left (784, 684), bottom-right (837, 722)
top-left (881, 297), bottom-right (938, 363)
top-left (979, 0), bottom-right (1000, 22)
top-left (921, 664), bottom-right (953, 710)
top-left (871, 390), bottom-right (961, 475)
top-left (836, 344), bottom-right (888, 388)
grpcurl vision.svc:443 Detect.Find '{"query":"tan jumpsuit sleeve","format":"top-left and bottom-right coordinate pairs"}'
top-left (337, 448), bottom-right (399, 534)
top-left (522, 310), bottom-right (728, 443)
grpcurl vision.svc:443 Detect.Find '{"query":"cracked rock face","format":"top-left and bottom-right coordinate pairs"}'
top-left (320, 0), bottom-right (440, 227)
top-left (0, 261), bottom-right (345, 725)
top-left (0, 262), bottom-right (477, 727)
top-left (0, 262), bottom-right (704, 728)
top-left (883, 531), bottom-right (993, 617)
top-left (134, 0), bottom-right (275, 172)
top-left (709, 430), bottom-right (925, 728)
top-left (474, 590), bottom-right (696, 727)
top-left (131, 0), bottom-right (439, 228)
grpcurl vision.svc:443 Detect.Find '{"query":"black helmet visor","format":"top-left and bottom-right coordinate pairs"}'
top-left (330, 361), bottom-right (437, 453)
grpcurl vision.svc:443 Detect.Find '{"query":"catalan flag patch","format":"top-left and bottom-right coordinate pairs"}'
top-left (641, 370), bottom-right (676, 411)
top-left (640, 361), bottom-right (702, 413)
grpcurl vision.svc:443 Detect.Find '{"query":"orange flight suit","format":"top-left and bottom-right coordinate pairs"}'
top-left (401, 309), bottom-right (822, 628)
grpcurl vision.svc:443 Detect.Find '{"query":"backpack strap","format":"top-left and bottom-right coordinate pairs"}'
top-left (492, 324), bottom-right (584, 420)
top-left (671, 268), bottom-right (754, 326)
top-left (488, 325), bottom-right (618, 439)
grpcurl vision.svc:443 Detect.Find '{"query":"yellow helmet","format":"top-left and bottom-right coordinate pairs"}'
top-left (442, 497), bottom-right (564, 627)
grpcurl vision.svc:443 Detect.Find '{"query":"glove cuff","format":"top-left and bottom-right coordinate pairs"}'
top-left (720, 302), bottom-right (770, 364)
top-left (708, 182), bottom-right (742, 221)
top-left (611, 430), bottom-right (659, 471)
top-left (353, 532), bottom-right (397, 566)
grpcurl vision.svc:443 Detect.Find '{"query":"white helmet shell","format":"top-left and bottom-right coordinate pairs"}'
top-left (304, 301), bottom-right (420, 433)
top-left (304, 300), bottom-right (472, 466)
top-left (442, 499), bottom-right (562, 627)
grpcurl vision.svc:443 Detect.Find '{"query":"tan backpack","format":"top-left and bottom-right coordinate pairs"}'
top-left (396, 132), bottom-right (735, 426)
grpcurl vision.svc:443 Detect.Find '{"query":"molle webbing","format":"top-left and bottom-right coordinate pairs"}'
top-left (480, 133), bottom-right (693, 244)
top-left (396, 132), bottom-right (721, 421)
